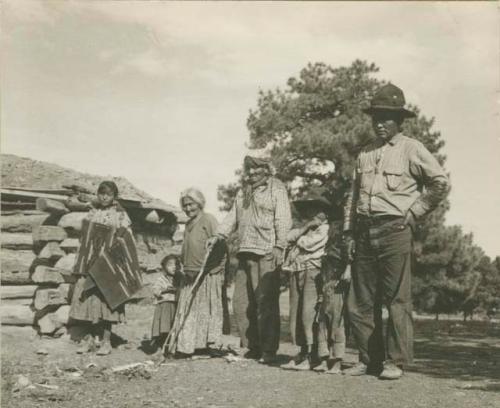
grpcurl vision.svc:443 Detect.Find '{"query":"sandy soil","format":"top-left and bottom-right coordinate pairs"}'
top-left (2, 304), bottom-right (500, 408)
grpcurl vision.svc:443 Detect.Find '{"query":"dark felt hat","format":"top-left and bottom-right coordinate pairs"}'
top-left (363, 83), bottom-right (416, 118)
top-left (293, 186), bottom-right (333, 212)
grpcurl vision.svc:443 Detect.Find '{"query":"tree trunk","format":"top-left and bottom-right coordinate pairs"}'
top-left (1, 297), bottom-right (33, 307)
top-left (32, 226), bottom-right (67, 242)
top-left (33, 285), bottom-right (71, 311)
top-left (38, 242), bottom-right (66, 262)
top-left (59, 238), bottom-right (80, 253)
top-left (35, 198), bottom-right (69, 215)
top-left (0, 304), bottom-right (35, 325)
top-left (37, 305), bottom-right (70, 334)
top-left (54, 253), bottom-right (77, 272)
top-left (64, 196), bottom-right (92, 212)
top-left (1, 285), bottom-right (38, 299)
top-left (1, 213), bottom-right (50, 233)
top-left (0, 249), bottom-right (35, 284)
top-left (0, 232), bottom-right (33, 250)
top-left (31, 266), bottom-right (66, 285)
top-left (57, 212), bottom-right (87, 233)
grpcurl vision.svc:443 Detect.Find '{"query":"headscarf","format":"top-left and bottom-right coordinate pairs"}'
top-left (243, 155), bottom-right (272, 171)
top-left (179, 187), bottom-right (206, 209)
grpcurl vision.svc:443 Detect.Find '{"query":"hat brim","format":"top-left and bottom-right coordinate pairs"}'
top-left (362, 106), bottom-right (416, 118)
top-left (293, 198), bottom-right (331, 211)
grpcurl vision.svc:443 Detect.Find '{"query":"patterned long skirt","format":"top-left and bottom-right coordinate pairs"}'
top-left (69, 277), bottom-right (125, 324)
top-left (174, 272), bottom-right (223, 354)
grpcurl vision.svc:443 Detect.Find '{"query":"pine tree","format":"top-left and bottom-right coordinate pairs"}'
top-left (218, 60), bottom-right (492, 315)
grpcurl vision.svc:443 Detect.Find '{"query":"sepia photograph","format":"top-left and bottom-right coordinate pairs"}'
top-left (1, 1), bottom-right (499, 407)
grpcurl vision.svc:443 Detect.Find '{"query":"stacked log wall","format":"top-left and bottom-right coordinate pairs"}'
top-left (1, 188), bottom-right (182, 335)
top-left (1, 199), bottom-right (83, 333)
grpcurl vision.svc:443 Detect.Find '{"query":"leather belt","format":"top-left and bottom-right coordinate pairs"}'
top-left (356, 214), bottom-right (404, 228)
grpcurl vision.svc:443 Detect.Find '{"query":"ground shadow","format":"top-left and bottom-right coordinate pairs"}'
top-left (405, 320), bottom-right (500, 385)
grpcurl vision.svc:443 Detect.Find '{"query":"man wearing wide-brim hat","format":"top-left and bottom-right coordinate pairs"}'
top-left (342, 84), bottom-right (449, 379)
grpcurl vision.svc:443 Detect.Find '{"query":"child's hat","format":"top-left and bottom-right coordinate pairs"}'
top-left (293, 186), bottom-right (333, 211)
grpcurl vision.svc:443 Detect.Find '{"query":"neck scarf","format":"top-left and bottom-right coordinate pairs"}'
top-left (243, 176), bottom-right (270, 209)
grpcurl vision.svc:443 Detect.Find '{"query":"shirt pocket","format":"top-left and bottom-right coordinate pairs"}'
top-left (358, 166), bottom-right (375, 191)
top-left (383, 167), bottom-right (404, 191)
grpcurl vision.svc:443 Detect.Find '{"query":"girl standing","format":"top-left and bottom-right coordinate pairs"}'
top-left (150, 254), bottom-right (181, 351)
top-left (69, 181), bottom-right (133, 355)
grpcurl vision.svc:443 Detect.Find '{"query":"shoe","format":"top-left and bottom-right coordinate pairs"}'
top-left (379, 363), bottom-right (403, 380)
top-left (280, 360), bottom-right (297, 370)
top-left (291, 357), bottom-right (312, 371)
top-left (258, 352), bottom-right (277, 365)
top-left (207, 348), bottom-right (225, 358)
top-left (96, 341), bottom-right (112, 356)
top-left (342, 362), bottom-right (368, 376)
top-left (312, 358), bottom-right (328, 372)
top-left (326, 360), bottom-right (342, 375)
top-left (76, 343), bottom-right (89, 354)
top-left (243, 349), bottom-right (262, 360)
top-left (76, 337), bottom-right (94, 354)
top-left (281, 353), bottom-right (307, 370)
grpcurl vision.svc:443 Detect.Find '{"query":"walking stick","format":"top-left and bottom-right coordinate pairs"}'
top-left (338, 262), bottom-right (351, 337)
top-left (162, 242), bottom-right (216, 356)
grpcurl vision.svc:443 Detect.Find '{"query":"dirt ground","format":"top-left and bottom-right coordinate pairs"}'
top-left (2, 303), bottom-right (500, 408)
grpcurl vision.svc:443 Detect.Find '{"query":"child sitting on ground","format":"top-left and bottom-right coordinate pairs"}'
top-left (150, 254), bottom-right (181, 351)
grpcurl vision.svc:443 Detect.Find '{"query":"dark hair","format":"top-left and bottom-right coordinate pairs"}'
top-left (97, 181), bottom-right (119, 198)
top-left (161, 254), bottom-right (181, 271)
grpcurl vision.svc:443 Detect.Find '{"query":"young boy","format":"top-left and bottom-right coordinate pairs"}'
top-left (281, 187), bottom-right (331, 370)
top-left (313, 218), bottom-right (350, 374)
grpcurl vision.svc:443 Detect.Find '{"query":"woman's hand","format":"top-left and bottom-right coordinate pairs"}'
top-left (206, 235), bottom-right (224, 249)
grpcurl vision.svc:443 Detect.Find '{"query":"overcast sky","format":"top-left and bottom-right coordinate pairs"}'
top-left (2, 1), bottom-right (499, 257)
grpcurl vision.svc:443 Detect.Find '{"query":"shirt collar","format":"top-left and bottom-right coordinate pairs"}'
top-left (253, 176), bottom-right (271, 192)
top-left (387, 132), bottom-right (404, 146)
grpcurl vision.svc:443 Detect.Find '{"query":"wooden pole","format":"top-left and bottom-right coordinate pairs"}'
top-left (0, 233), bottom-right (33, 250)
top-left (0, 304), bottom-right (35, 326)
top-left (35, 198), bottom-right (69, 215)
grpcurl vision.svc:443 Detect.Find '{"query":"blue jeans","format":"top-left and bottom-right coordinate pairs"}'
top-left (348, 218), bottom-right (414, 366)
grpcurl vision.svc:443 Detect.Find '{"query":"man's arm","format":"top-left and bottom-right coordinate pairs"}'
top-left (342, 166), bottom-right (360, 262)
top-left (343, 167), bottom-right (360, 233)
top-left (408, 143), bottom-right (450, 221)
top-left (216, 194), bottom-right (239, 239)
top-left (296, 224), bottom-right (329, 253)
top-left (273, 183), bottom-right (292, 251)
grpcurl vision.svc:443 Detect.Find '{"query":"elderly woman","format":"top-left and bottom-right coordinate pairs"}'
top-left (171, 188), bottom-right (225, 356)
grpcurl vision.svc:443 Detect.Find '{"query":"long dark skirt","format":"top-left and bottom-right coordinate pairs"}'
top-left (151, 301), bottom-right (176, 338)
top-left (69, 277), bottom-right (125, 324)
